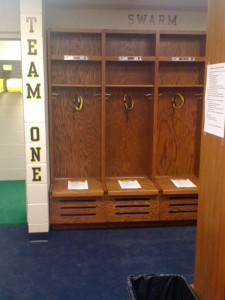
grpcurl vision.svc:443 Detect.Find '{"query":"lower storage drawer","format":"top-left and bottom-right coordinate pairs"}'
top-left (159, 195), bottom-right (198, 221)
top-left (50, 197), bottom-right (106, 224)
top-left (106, 196), bottom-right (159, 223)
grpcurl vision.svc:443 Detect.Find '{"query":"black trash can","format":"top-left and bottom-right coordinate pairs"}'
top-left (127, 274), bottom-right (198, 300)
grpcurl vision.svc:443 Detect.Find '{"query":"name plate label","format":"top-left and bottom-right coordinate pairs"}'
top-left (64, 55), bottom-right (89, 60)
top-left (118, 56), bottom-right (143, 61)
top-left (172, 57), bottom-right (195, 62)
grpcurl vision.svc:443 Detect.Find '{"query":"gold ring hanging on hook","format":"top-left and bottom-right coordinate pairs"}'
top-left (124, 94), bottom-right (134, 111)
top-left (74, 94), bottom-right (84, 111)
top-left (172, 93), bottom-right (185, 109)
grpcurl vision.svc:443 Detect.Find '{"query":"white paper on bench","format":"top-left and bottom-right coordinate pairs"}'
top-left (171, 179), bottom-right (196, 188)
top-left (118, 180), bottom-right (141, 189)
top-left (68, 180), bottom-right (88, 190)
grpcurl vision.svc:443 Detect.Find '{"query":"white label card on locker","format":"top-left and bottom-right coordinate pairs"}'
top-left (171, 57), bottom-right (195, 61)
top-left (118, 56), bottom-right (143, 61)
top-left (64, 55), bottom-right (89, 60)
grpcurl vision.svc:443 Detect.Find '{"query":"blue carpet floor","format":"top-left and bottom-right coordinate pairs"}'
top-left (0, 225), bottom-right (196, 300)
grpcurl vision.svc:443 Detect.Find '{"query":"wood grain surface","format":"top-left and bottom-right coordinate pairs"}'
top-left (106, 62), bottom-right (154, 86)
top-left (106, 33), bottom-right (156, 56)
top-left (156, 89), bottom-right (202, 176)
top-left (50, 31), bottom-right (102, 56)
top-left (51, 61), bottom-right (101, 86)
top-left (194, 0), bottom-right (225, 298)
top-left (159, 34), bottom-right (206, 57)
top-left (159, 62), bottom-right (204, 86)
top-left (105, 88), bottom-right (153, 177)
top-left (52, 87), bottom-right (101, 178)
top-left (106, 177), bottom-right (159, 196)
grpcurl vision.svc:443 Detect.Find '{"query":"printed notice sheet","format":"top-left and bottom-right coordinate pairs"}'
top-left (68, 180), bottom-right (88, 190)
top-left (171, 179), bottom-right (196, 188)
top-left (118, 180), bottom-right (141, 189)
top-left (204, 63), bottom-right (225, 138)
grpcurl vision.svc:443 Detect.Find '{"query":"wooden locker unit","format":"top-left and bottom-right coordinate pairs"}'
top-left (48, 30), bottom-right (105, 225)
top-left (47, 29), bottom-right (205, 227)
top-left (155, 32), bottom-right (206, 221)
top-left (104, 31), bottom-right (159, 222)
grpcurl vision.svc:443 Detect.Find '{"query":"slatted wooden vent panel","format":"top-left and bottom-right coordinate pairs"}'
top-left (50, 198), bottom-right (105, 224)
top-left (160, 196), bottom-right (198, 221)
top-left (106, 197), bottom-right (159, 222)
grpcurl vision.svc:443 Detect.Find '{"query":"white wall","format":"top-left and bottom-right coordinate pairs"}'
top-left (0, 0), bottom-right (20, 39)
top-left (46, 7), bottom-right (207, 31)
top-left (0, 38), bottom-right (25, 181)
top-left (0, 92), bottom-right (25, 180)
top-left (0, 1), bottom-right (25, 181)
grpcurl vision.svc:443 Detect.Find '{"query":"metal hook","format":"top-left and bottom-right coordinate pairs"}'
top-left (194, 92), bottom-right (203, 99)
top-left (105, 93), bottom-right (111, 100)
top-left (145, 93), bottom-right (153, 100)
top-left (52, 92), bottom-right (60, 99)
top-left (95, 93), bottom-right (102, 100)
top-left (158, 93), bottom-right (163, 98)
top-left (95, 93), bottom-right (111, 100)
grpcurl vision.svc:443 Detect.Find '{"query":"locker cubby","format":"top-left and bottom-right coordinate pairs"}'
top-left (49, 31), bottom-right (102, 57)
top-left (105, 88), bottom-right (153, 178)
top-left (156, 88), bottom-right (202, 177)
top-left (158, 62), bottom-right (205, 87)
top-left (51, 61), bottom-right (101, 86)
top-left (105, 32), bottom-right (156, 57)
top-left (106, 62), bottom-right (154, 87)
top-left (159, 33), bottom-right (206, 57)
top-left (51, 87), bottom-right (102, 179)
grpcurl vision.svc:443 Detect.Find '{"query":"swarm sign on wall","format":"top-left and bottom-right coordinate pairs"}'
top-left (20, 0), bottom-right (49, 233)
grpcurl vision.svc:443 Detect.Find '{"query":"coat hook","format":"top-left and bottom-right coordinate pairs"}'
top-left (194, 92), bottom-right (203, 99)
top-left (95, 93), bottom-right (102, 100)
top-left (145, 93), bottom-right (153, 100)
top-left (52, 92), bottom-right (59, 99)
top-left (105, 93), bottom-right (111, 100)
top-left (172, 93), bottom-right (185, 109)
top-left (95, 93), bottom-right (111, 100)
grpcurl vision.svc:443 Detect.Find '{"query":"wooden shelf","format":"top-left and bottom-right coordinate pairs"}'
top-left (51, 178), bottom-right (104, 198)
top-left (51, 84), bottom-right (101, 88)
top-left (158, 85), bottom-right (204, 88)
top-left (106, 84), bottom-right (154, 88)
top-left (106, 177), bottom-right (159, 197)
top-left (155, 176), bottom-right (199, 195)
